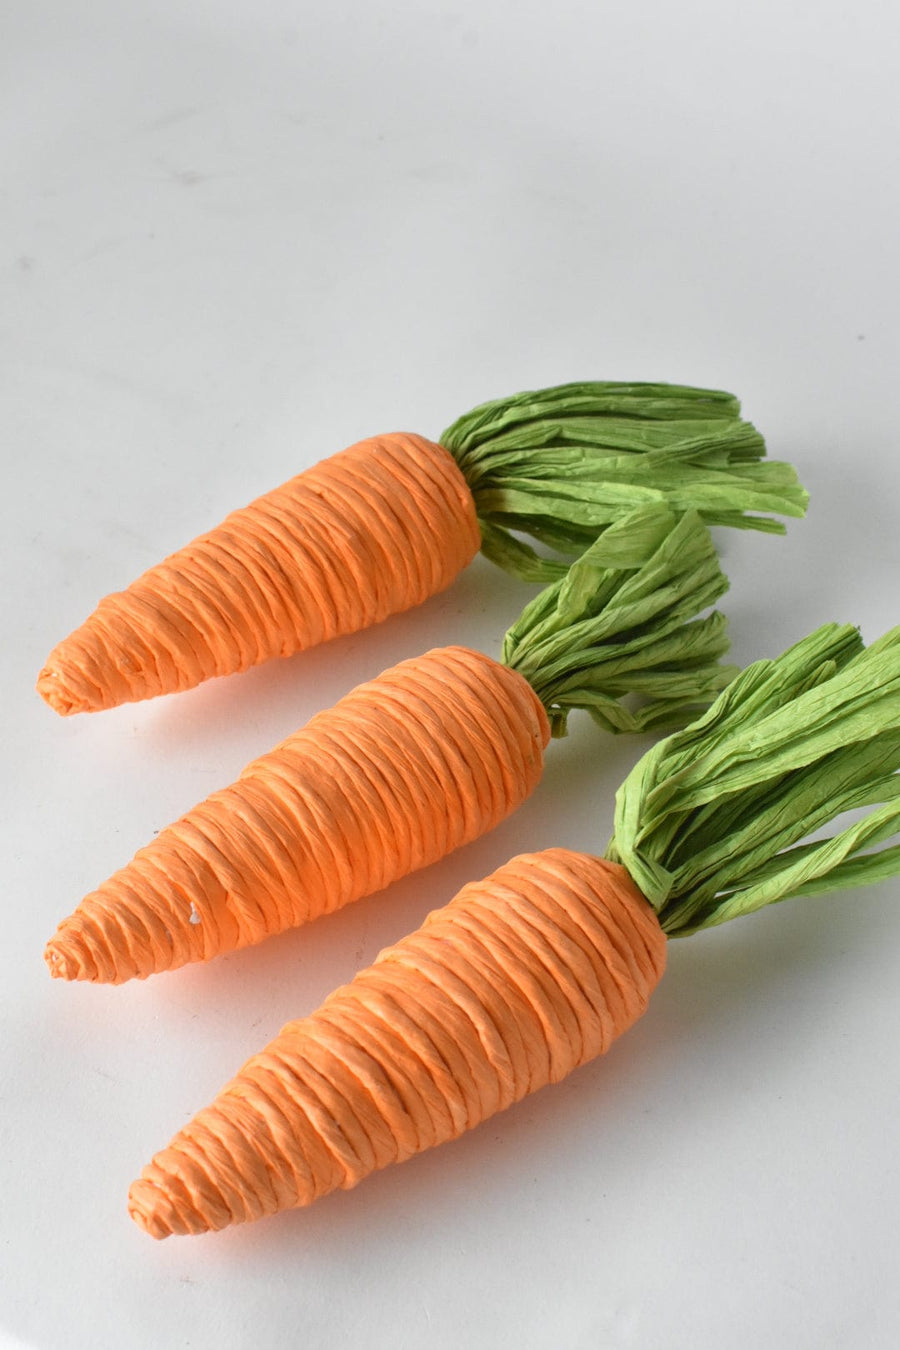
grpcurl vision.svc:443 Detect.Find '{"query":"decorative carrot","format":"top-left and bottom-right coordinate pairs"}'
top-left (36, 380), bottom-right (807, 715)
top-left (127, 622), bottom-right (900, 1238)
top-left (45, 505), bottom-right (736, 983)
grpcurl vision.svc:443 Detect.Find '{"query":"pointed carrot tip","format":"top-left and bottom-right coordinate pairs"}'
top-left (128, 1182), bottom-right (175, 1240)
top-left (36, 664), bottom-right (90, 716)
top-left (44, 940), bottom-right (74, 980)
top-left (44, 930), bottom-right (95, 981)
top-left (128, 1177), bottom-right (207, 1240)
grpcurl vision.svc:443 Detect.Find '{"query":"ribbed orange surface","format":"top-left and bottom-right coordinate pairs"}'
top-left (37, 434), bottom-right (480, 714)
top-left (128, 850), bottom-right (666, 1237)
top-left (45, 648), bottom-right (549, 983)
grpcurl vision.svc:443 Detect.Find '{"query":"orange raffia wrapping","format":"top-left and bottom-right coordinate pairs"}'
top-left (37, 434), bottom-right (480, 715)
top-left (45, 648), bottom-right (550, 983)
top-left (128, 849), bottom-right (667, 1238)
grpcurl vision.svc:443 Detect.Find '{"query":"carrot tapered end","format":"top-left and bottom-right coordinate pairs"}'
top-left (36, 662), bottom-right (94, 716)
top-left (128, 1046), bottom-right (328, 1239)
top-left (37, 605), bottom-right (171, 714)
top-left (128, 1177), bottom-right (206, 1240)
top-left (44, 940), bottom-right (75, 980)
top-left (127, 1125), bottom-right (290, 1239)
top-left (44, 928), bottom-right (97, 981)
top-left (36, 639), bottom-right (121, 716)
top-left (44, 917), bottom-right (127, 983)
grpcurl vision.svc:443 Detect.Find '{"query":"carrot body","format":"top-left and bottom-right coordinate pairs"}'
top-left (37, 434), bottom-right (479, 715)
top-left (128, 849), bottom-right (666, 1238)
top-left (45, 648), bottom-right (549, 983)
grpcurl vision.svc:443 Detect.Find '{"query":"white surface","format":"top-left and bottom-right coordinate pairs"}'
top-left (3, 2), bottom-right (900, 1347)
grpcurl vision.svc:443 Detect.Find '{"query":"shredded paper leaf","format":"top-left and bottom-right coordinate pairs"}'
top-left (607, 624), bottom-right (900, 935)
top-left (441, 382), bottom-right (808, 581)
top-left (502, 505), bottom-right (735, 737)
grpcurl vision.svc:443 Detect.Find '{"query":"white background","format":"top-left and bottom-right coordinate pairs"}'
top-left (3, 2), bottom-right (900, 1347)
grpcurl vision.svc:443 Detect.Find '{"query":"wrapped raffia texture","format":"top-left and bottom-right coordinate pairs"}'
top-left (38, 378), bottom-right (806, 717)
top-left (128, 849), bottom-right (666, 1237)
top-left (44, 647), bottom-right (550, 982)
top-left (44, 506), bottom-right (738, 985)
top-left (126, 623), bottom-right (900, 1239)
top-left (441, 381), bottom-right (809, 581)
top-left (502, 504), bottom-right (735, 737)
top-left (607, 623), bottom-right (900, 936)
top-left (37, 434), bottom-right (480, 715)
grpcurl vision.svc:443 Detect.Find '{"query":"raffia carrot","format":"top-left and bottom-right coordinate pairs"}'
top-left (128, 622), bottom-right (900, 1237)
top-left (129, 850), bottom-right (664, 1237)
top-left (45, 506), bottom-right (736, 983)
top-left (37, 380), bottom-right (807, 715)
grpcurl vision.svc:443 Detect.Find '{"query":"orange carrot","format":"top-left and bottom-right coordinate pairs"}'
top-left (128, 850), bottom-right (665, 1238)
top-left (46, 647), bottom-right (549, 982)
top-left (37, 381), bottom-right (807, 714)
top-left (44, 508), bottom-right (734, 983)
top-left (128, 623), bottom-right (900, 1238)
top-left (37, 435), bottom-right (478, 715)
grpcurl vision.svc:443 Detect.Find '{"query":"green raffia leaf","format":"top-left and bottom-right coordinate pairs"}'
top-left (606, 623), bottom-right (900, 936)
top-left (440, 382), bottom-right (808, 576)
top-left (502, 505), bottom-right (735, 737)
top-left (478, 522), bottom-right (568, 583)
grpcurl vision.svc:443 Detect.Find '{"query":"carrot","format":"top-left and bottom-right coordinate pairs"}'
top-left (128, 850), bottom-right (664, 1237)
top-left (45, 507), bottom-right (734, 983)
top-left (37, 434), bottom-right (479, 716)
top-left (128, 622), bottom-right (900, 1237)
top-left (37, 380), bottom-right (807, 715)
top-left (47, 647), bottom-right (549, 982)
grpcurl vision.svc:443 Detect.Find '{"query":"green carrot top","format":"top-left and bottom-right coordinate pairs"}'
top-left (607, 623), bottom-right (900, 936)
top-left (501, 504), bottom-right (735, 737)
top-left (442, 381), bottom-right (809, 581)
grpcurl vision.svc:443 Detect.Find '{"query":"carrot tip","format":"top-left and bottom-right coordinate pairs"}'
top-left (44, 934), bottom-right (90, 981)
top-left (36, 665), bottom-right (90, 716)
top-left (127, 1178), bottom-right (208, 1239)
top-left (128, 1183), bottom-right (176, 1240)
top-left (44, 942), bottom-right (70, 979)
